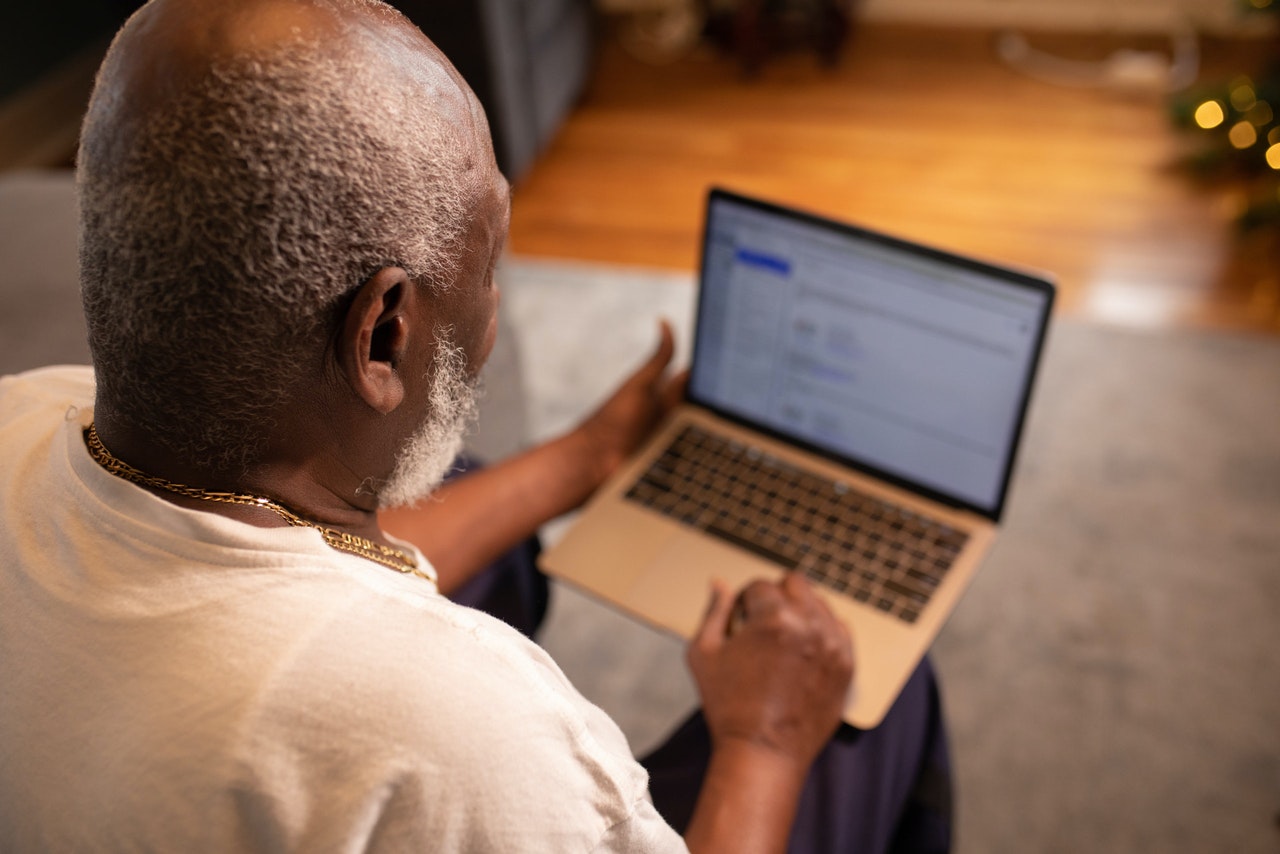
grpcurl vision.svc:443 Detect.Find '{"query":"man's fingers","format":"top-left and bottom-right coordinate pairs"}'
top-left (693, 579), bottom-right (735, 650)
top-left (662, 368), bottom-right (690, 411)
top-left (633, 319), bottom-right (675, 387)
top-left (737, 578), bottom-right (786, 622)
top-left (781, 572), bottom-right (855, 670)
top-left (782, 571), bottom-right (839, 619)
top-left (782, 569), bottom-right (819, 603)
top-left (781, 569), bottom-right (806, 595)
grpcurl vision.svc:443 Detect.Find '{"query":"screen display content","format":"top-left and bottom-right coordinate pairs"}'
top-left (688, 193), bottom-right (1053, 516)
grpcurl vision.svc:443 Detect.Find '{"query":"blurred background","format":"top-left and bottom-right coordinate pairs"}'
top-left (1, 1), bottom-right (1278, 851)
top-left (3, 0), bottom-right (1276, 333)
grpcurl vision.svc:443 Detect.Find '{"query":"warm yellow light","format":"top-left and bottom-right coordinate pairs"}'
top-left (1194, 101), bottom-right (1225, 129)
top-left (1271, 127), bottom-right (1280, 146)
top-left (1267, 144), bottom-right (1280, 170)
top-left (1230, 84), bottom-right (1257, 112)
top-left (1247, 101), bottom-right (1274, 126)
top-left (1230, 121), bottom-right (1258, 149)
top-left (1248, 0), bottom-right (1272, 9)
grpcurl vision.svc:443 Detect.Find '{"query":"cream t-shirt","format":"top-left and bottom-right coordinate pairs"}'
top-left (0, 366), bottom-right (687, 853)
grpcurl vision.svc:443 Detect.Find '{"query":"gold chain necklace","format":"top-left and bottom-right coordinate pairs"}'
top-left (84, 423), bottom-right (432, 583)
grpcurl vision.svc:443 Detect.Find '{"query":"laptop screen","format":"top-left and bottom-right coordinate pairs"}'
top-left (688, 189), bottom-right (1055, 521)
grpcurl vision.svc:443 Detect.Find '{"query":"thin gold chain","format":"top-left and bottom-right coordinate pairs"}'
top-left (84, 423), bottom-right (432, 583)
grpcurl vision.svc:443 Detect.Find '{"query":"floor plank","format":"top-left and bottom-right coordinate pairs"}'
top-left (508, 24), bottom-right (1280, 334)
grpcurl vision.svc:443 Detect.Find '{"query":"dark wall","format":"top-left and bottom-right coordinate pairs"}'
top-left (0, 2), bottom-right (139, 102)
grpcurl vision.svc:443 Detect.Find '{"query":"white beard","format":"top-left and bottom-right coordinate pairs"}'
top-left (376, 336), bottom-right (481, 510)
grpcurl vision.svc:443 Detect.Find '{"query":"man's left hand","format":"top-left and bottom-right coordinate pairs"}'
top-left (572, 319), bottom-right (687, 493)
top-left (381, 320), bottom-right (685, 592)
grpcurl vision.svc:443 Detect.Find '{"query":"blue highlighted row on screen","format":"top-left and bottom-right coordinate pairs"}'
top-left (734, 248), bottom-right (792, 276)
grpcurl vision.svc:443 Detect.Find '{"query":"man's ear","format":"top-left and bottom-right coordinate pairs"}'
top-left (336, 266), bottom-right (417, 415)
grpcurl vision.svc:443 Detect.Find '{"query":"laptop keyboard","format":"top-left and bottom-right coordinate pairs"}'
top-left (623, 424), bottom-right (969, 624)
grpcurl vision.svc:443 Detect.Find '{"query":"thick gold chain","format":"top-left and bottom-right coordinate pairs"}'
top-left (84, 423), bottom-right (431, 582)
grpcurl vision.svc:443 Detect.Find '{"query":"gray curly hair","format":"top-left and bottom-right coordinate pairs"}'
top-left (79, 2), bottom-right (478, 473)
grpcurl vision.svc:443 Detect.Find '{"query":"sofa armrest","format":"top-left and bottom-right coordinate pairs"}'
top-left (0, 170), bottom-right (90, 375)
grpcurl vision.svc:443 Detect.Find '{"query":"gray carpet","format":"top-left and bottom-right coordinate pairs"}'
top-left (495, 257), bottom-right (1280, 854)
top-left (2, 170), bottom-right (1277, 852)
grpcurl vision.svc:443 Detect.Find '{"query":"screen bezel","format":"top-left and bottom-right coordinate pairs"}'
top-left (686, 187), bottom-right (1056, 523)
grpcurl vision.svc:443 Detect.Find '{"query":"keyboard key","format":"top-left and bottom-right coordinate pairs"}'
top-left (883, 579), bottom-right (929, 605)
top-left (623, 424), bottom-right (956, 624)
top-left (705, 521), bottom-right (800, 570)
top-left (907, 568), bottom-right (942, 588)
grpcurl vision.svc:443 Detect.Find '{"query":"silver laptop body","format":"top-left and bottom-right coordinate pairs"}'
top-left (541, 188), bottom-right (1055, 728)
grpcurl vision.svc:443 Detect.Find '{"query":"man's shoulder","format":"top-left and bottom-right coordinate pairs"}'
top-left (0, 365), bottom-right (94, 415)
top-left (234, 588), bottom-right (661, 849)
top-left (262, 588), bottom-right (591, 738)
top-left (0, 366), bottom-right (94, 482)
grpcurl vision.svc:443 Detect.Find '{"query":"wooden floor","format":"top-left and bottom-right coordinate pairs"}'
top-left (509, 25), bottom-right (1280, 334)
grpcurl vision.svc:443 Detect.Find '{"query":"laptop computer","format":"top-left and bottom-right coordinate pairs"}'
top-left (540, 187), bottom-right (1055, 729)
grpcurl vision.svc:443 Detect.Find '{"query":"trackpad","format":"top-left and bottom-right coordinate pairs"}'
top-left (623, 533), bottom-right (785, 639)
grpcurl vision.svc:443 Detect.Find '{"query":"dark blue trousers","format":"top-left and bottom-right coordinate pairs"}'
top-left (444, 458), bottom-right (952, 853)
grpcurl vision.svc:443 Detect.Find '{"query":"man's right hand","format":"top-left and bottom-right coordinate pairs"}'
top-left (681, 572), bottom-right (853, 854)
top-left (689, 572), bottom-right (853, 768)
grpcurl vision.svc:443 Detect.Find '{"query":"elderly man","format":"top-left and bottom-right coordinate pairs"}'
top-left (0, 0), bottom-right (951, 851)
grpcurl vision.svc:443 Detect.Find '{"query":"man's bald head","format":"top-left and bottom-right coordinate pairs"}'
top-left (79, 0), bottom-right (497, 474)
top-left (88, 0), bottom-right (485, 160)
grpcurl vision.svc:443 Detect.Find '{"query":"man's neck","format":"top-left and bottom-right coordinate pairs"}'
top-left (89, 410), bottom-right (389, 544)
